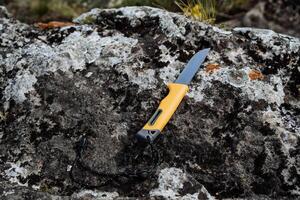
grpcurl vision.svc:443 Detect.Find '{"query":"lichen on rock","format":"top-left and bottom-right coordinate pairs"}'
top-left (150, 167), bottom-right (213, 200)
top-left (0, 5), bottom-right (300, 200)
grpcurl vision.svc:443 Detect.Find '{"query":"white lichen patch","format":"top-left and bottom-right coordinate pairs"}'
top-left (93, 34), bottom-right (145, 91)
top-left (159, 45), bottom-right (179, 64)
top-left (187, 64), bottom-right (223, 102)
top-left (73, 8), bottom-right (293, 106)
top-left (96, 34), bottom-right (139, 66)
top-left (2, 30), bottom-right (142, 104)
top-left (130, 69), bottom-right (157, 91)
top-left (234, 27), bottom-right (300, 55)
top-left (187, 84), bottom-right (207, 102)
top-left (188, 65), bottom-right (285, 106)
top-left (3, 190), bottom-right (15, 196)
top-left (150, 167), bottom-right (187, 199)
top-left (212, 26), bottom-right (231, 35)
top-left (2, 190), bottom-right (15, 196)
top-left (73, 8), bottom-right (101, 24)
top-left (111, 122), bottom-right (128, 140)
top-left (4, 162), bottom-right (30, 186)
top-left (95, 35), bottom-right (157, 91)
top-left (235, 28), bottom-right (276, 43)
top-left (72, 190), bottom-right (119, 200)
top-left (225, 48), bottom-right (249, 64)
top-left (4, 71), bottom-right (37, 104)
top-left (287, 36), bottom-right (300, 53)
top-left (151, 10), bottom-right (186, 39)
top-left (58, 31), bottom-right (102, 71)
top-left (120, 7), bottom-right (187, 39)
top-left (206, 50), bottom-right (223, 64)
top-left (243, 75), bottom-right (285, 105)
top-left (0, 18), bottom-right (29, 49)
top-left (150, 167), bottom-right (213, 200)
top-left (159, 65), bottom-right (181, 84)
top-left (158, 44), bottom-right (186, 84)
top-left (119, 6), bottom-right (147, 19)
top-left (258, 49), bottom-right (274, 60)
top-left (281, 108), bottom-right (300, 134)
top-left (262, 106), bottom-right (300, 194)
top-left (180, 193), bottom-right (199, 200)
top-left (3, 31), bottom-right (102, 104)
top-left (34, 30), bottom-right (101, 73)
top-left (262, 107), bottom-right (299, 152)
top-left (75, 6), bottom-right (188, 39)
top-left (2, 52), bottom-right (25, 73)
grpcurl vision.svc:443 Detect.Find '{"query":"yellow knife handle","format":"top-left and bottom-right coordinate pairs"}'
top-left (136, 83), bottom-right (188, 142)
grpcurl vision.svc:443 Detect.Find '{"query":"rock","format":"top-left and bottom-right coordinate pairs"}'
top-left (150, 167), bottom-right (214, 200)
top-left (243, 0), bottom-right (300, 38)
top-left (1, 5), bottom-right (300, 200)
top-left (0, 6), bottom-right (10, 19)
top-left (0, 182), bottom-right (69, 200)
top-left (71, 190), bottom-right (119, 200)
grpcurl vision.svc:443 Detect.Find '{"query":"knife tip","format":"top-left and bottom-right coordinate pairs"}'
top-left (196, 48), bottom-right (210, 56)
top-left (202, 48), bottom-right (211, 52)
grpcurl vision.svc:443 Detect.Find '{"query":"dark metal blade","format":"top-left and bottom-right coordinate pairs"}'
top-left (175, 48), bottom-right (210, 85)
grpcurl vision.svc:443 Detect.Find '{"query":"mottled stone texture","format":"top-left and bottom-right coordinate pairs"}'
top-left (243, 0), bottom-right (300, 38)
top-left (0, 5), bottom-right (300, 200)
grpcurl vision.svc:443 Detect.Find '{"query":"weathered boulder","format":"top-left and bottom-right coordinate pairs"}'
top-left (0, 5), bottom-right (299, 200)
top-left (243, 0), bottom-right (300, 38)
top-left (0, 6), bottom-right (10, 19)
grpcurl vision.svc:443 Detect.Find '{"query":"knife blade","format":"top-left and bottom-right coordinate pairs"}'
top-left (136, 48), bottom-right (210, 143)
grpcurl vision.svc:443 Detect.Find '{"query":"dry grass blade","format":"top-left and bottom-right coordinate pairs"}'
top-left (35, 21), bottom-right (75, 29)
top-left (176, 0), bottom-right (216, 23)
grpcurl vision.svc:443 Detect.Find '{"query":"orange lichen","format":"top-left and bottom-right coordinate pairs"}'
top-left (248, 69), bottom-right (264, 80)
top-left (205, 63), bottom-right (220, 74)
top-left (36, 21), bottom-right (75, 30)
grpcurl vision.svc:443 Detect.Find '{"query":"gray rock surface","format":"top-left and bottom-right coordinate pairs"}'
top-left (243, 0), bottom-right (300, 38)
top-left (0, 5), bottom-right (300, 200)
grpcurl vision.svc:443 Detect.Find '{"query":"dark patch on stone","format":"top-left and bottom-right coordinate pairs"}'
top-left (285, 66), bottom-right (300, 98)
top-left (46, 26), bottom-right (77, 44)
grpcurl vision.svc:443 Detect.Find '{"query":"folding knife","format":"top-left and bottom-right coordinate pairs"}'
top-left (136, 48), bottom-right (210, 143)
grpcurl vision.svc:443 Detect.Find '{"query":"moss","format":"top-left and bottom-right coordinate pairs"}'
top-left (80, 15), bottom-right (96, 24)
